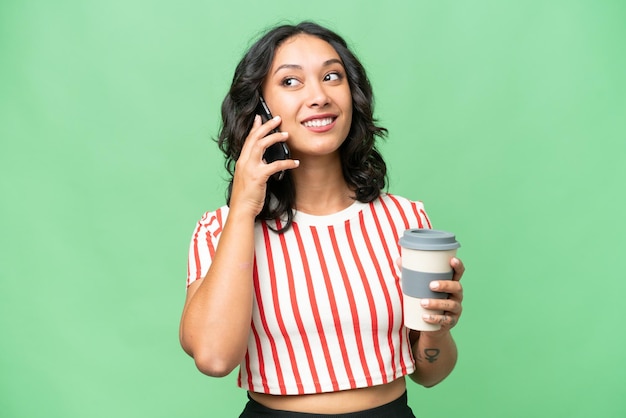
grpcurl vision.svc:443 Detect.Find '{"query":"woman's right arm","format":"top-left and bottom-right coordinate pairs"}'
top-left (179, 115), bottom-right (297, 377)
top-left (179, 205), bottom-right (257, 377)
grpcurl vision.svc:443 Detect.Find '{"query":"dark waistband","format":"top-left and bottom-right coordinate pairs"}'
top-left (239, 391), bottom-right (414, 418)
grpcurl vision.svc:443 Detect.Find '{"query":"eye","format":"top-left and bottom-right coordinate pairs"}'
top-left (324, 72), bottom-right (343, 82)
top-left (282, 77), bottom-right (302, 87)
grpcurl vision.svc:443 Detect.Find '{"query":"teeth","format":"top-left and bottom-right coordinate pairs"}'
top-left (303, 117), bottom-right (333, 128)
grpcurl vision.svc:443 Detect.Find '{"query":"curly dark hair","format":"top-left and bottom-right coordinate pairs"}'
top-left (217, 21), bottom-right (387, 232)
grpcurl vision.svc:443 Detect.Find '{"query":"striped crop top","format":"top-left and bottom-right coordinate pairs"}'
top-left (187, 193), bottom-right (431, 395)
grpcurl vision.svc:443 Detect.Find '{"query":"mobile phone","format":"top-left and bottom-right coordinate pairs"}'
top-left (256, 97), bottom-right (290, 180)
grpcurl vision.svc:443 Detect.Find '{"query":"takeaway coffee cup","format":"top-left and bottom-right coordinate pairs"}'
top-left (399, 229), bottom-right (461, 331)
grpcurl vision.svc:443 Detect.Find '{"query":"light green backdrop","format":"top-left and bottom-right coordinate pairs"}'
top-left (1, 1), bottom-right (625, 417)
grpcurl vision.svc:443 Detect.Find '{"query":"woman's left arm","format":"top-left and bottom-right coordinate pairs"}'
top-left (409, 257), bottom-right (465, 387)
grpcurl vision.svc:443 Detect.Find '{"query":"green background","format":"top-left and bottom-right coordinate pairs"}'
top-left (2, 1), bottom-right (625, 417)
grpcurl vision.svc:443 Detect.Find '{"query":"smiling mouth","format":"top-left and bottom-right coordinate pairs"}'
top-left (302, 117), bottom-right (335, 128)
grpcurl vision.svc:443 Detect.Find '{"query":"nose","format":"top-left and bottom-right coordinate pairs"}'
top-left (305, 81), bottom-right (330, 108)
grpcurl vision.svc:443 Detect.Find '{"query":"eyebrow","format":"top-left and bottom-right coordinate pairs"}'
top-left (272, 58), bottom-right (344, 76)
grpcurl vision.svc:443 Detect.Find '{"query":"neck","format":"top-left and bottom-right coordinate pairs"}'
top-left (291, 156), bottom-right (355, 215)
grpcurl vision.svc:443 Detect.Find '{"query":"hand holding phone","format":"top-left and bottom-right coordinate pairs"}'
top-left (255, 97), bottom-right (290, 180)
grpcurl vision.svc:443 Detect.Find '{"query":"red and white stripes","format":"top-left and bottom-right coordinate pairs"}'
top-left (187, 194), bottom-right (431, 394)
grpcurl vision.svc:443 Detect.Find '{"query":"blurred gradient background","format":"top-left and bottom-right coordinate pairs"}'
top-left (1, 1), bottom-right (625, 417)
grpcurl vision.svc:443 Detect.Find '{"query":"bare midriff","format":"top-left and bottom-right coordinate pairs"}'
top-left (248, 377), bottom-right (407, 414)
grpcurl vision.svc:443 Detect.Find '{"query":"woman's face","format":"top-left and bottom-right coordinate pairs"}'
top-left (261, 34), bottom-right (352, 160)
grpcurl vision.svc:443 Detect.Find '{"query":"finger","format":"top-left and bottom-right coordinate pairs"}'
top-left (267, 158), bottom-right (300, 176)
top-left (255, 115), bottom-right (282, 137)
top-left (238, 115), bottom-right (263, 161)
top-left (258, 130), bottom-right (289, 154)
top-left (429, 280), bottom-right (463, 296)
top-left (241, 116), bottom-right (283, 158)
top-left (241, 131), bottom-right (288, 175)
top-left (421, 298), bottom-right (462, 314)
top-left (451, 257), bottom-right (465, 281)
top-left (422, 313), bottom-right (458, 328)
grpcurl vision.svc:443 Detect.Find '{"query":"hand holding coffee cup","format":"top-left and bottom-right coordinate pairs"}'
top-left (399, 229), bottom-right (462, 331)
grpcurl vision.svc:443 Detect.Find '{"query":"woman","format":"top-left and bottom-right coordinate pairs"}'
top-left (180, 21), bottom-right (465, 417)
